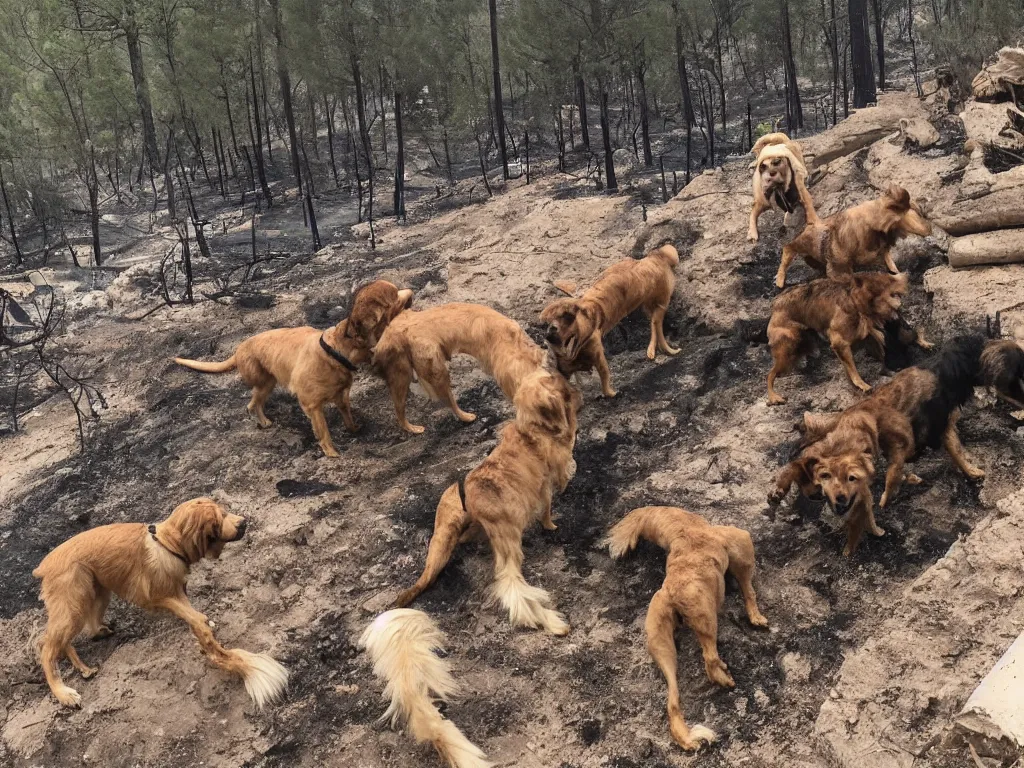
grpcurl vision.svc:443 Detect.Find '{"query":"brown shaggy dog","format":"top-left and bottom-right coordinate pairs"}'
top-left (607, 506), bottom-right (768, 751)
top-left (540, 244), bottom-right (680, 398)
top-left (394, 369), bottom-right (581, 635)
top-left (372, 302), bottom-right (546, 434)
top-left (775, 184), bottom-right (932, 288)
top-left (348, 280), bottom-right (415, 346)
top-left (766, 272), bottom-right (917, 405)
top-left (769, 335), bottom-right (1024, 555)
top-left (33, 498), bottom-right (288, 708)
top-left (174, 318), bottom-right (370, 458)
top-left (747, 132), bottom-right (819, 243)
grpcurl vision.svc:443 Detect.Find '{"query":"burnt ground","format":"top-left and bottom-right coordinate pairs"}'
top-left (3, 149), bottom-right (1024, 767)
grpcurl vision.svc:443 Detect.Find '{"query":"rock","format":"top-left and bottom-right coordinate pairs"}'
top-left (361, 590), bottom-right (396, 614)
top-left (898, 118), bottom-right (940, 149)
top-left (612, 148), bottom-right (639, 179)
top-left (76, 290), bottom-right (112, 313)
top-left (351, 222), bottom-right (372, 240)
top-left (972, 47), bottom-right (1024, 101)
top-left (781, 651), bottom-right (812, 684)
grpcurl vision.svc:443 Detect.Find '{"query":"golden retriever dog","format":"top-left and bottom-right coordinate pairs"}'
top-left (174, 317), bottom-right (370, 458)
top-left (33, 498), bottom-right (288, 708)
top-left (747, 132), bottom-right (819, 243)
top-left (774, 184), bottom-right (932, 288)
top-left (348, 279), bottom-right (415, 346)
top-left (394, 369), bottom-right (581, 635)
top-left (361, 609), bottom-right (490, 768)
top-left (540, 244), bottom-right (680, 398)
top-left (607, 506), bottom-right (768, 751)
top-left (769, 335), bottom-right (1024, 554)
top-left (372, 302), bottom-right (546, 434)
top-left (767, 272), bottom-right (920, 405)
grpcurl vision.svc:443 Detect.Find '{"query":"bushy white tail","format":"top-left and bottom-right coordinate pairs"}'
top-left (360, 610), bottom-right (491, 768)
top-left (230, 649), bottom-right (289, 710)
top-left (490, 565), bottom-right (569, 636)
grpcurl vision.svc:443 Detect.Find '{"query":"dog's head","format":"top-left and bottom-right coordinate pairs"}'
top-left (540, 298), bottom-right (598, 361)
top-left (981, 338), bottom-right (1024, 405)
top-left (852, 272), bottom-right (907, 323)
top-left (514, 370), bottom-right (582, 441)
top-left (348, 280), bottom-right (414, 347)
top-left (326, 319), bottom-right (373, 366)
top-left (165, 498), bottom-right (247, 562)
top-left (648, 243), bottom-right (680, 268)
top-left (811, 452), bottom-right (875, 517)
top-left (879, 184), bottom-right (932, 238)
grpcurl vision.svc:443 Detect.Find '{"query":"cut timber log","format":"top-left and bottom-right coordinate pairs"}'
top-left (955, 632), bottom-right (1024, 762)
top-left (948, 229), bottom-right (1024, 267)
top-left (935, 208), bottom-right (1024, 237)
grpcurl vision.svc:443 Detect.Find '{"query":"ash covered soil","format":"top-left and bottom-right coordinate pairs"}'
top-left (3, 116), bottom-right (1024, 767)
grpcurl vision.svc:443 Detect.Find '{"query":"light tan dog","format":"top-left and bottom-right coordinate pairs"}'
top-left (540, 244), bottom-right (680, 398)
top-left (608, 506), bottom-right (768, 751)
top-left (33, 498), bottom-right (288, 708)
top-left (748, 132), bottom-right (819, 243)
top-left (372, 302), bottom-right (546, 434)
top-left (394, 369), bottom-right (581, 635)
top-left (775, 184), bottom-right (932, 288)
top-left (174, 318), bottom-right (370, 458)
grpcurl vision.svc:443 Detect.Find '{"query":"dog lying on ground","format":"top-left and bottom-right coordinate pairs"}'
top-left (373, 303), bottom-right (546, 434)
top-left (774, 184), bottom-right (932, 288)
top-left (394, 369), bottom-right (581, 634)
top-left (360, 609), bottom-right (490, 768)
top-left (174, 318), bottom-right (370, 458)
top-left (769, 335), bottom-right (1024, 554)
top-left (607, 506), bottom-right (768, 751)
top-left (747, 132), bottom-right (819, 243)
top-left (767, 272), bottom-right (926, 404)
top-left (33, 498), bottom-right (288, 708)
top-left (540, 244), bottom-right (680, 398)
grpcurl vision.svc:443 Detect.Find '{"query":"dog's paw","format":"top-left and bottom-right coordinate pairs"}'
top-left (767, 487), bottom-right (786, 507)
top-left (747, 230), bottom-right (759, 243)
top-left (855, 381), bottom-right (873, 393)
top-left (646, 347), bottom-right (656, 360)
top-left (665, 345), bottom-right (681, 356)
top-left (707, 664), bottom-right (735, 689)
top-left (91, 625), bottom-right (113, 639)
top-left (767, 392), bottom-right (787, 406)
top-left (55, 686), bottom-right (82, 708)
top-left (904, 473), bottom-right (923, 485)
top-left (749, 611), bottom-right (769, 628)
top-left (404, 424), bottom-right (426, 435)
top-left (80, 665), bottom-right (98, 679)
top-left (602, 388), bottom-right (618, 399)
top-left (871, 525), bottom-right (886, 537)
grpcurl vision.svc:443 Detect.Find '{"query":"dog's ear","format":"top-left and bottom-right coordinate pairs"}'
top-left (885, 184), bottom-right (911, 211)
top-left (859, 452), bottom-right (875, 477)
top-left (171, 499), bottom-right (224, 562)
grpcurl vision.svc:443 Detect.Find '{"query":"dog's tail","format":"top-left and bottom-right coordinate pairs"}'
top-left (226, 649), bottom-right (289, 710)
top-left (606, 506), bottom-right (682, 558)
top-left (173, 355), bottom-right (237, 373)
top-left (360, 609), bottom-right (491, 768)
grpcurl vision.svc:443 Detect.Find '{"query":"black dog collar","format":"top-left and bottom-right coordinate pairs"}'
top-left (456, 476), bottom-right (467, 508)
top-left (320, 334), bottom-right (358, 372)
top-left (148, 524), bottom-right (190, 566)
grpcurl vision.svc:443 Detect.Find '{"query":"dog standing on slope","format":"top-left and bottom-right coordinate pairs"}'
top-left (361, 609), bottom-right (490, 768)
top-left (33, 498), bottom-right (288, 708)
top-left (769, 335), bottom-right (1024, 555)
top-left (747, 132), bottom-right (819, 243)
top-left (541, 244), bottom-right (680, 398)
top-left (607, 506), bottom-right (769, 752)
top-left (394, 369), bottom-right (581, 635)
top-left (373, 303), bottom-right (546, 434)
top-left (766, 272), bottom-right (922, 404)
top-left (774, 184), bottom-right (932, 288)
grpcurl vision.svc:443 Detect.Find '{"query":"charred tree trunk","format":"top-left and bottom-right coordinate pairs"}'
top-left (442, 126), bottom-right (454, 185)
top-left (269, 0), bottom-right (302, 194)
top-left (124, 0), bottom-right (173, 217)
top-left (600, 89), bottom-right (617, 192)
top-left (211, 127), bottom-right (226, 197)
top-left (87, 150), bottom-right (102, 266)
top-left (576, 75), bottom-right (590, 149)
top-left (249, 52), bottom-right (273, 205)
top-left (0, 164), bottom-right (21, 264)
top-left (870, 0), bottom-right (886, 90)
top-left (637, 60), bottom-right (653, 167)
top-left (849, 0), bottom-right (877, 107)
top-left (781, 0), bottom-right (804, 129)
top-left (378, 65), bottom-right (388, 163)
top-left (351, 52), bottom-right (374, 246)
top-left (325, 95), bottom-right (340, 187)
top-left (488, 0), bottom-right (509, 179)
top-left (672, 1), bottom-right (695, 126)
top-left (393, 91), bottom-right (405, 222)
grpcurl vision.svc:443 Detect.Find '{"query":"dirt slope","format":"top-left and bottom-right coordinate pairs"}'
top-left (2, 87), bottom-right (1023, 768)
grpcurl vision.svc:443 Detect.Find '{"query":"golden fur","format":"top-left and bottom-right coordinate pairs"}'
top-left (747, 133), bottom-right (819, 243)
top-left (174, 318), bottom-right (369, 458)
top-left (767, 272), bottom-right (915, 404)
top-left (348, 280), bottom-right (415, 347)
top-left (360, 609), bottom-right (491, 768)
top-left (775, 184), bottom-right (932, 288)
top-left (608, 507), bottom-right (768, 751)
top-left (394, 369), bottom-right (581, 635)
top-left (540, 244), bottom-right (680, 398)
top-left (372, 302), bottom-right (546, 434)
top-left (33, 498), bottom-right (288, 708)
top-left (769, 335), bottom-right (1024, 554)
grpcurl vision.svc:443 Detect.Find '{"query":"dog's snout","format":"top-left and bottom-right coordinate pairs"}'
top-left (232, 518), bottom-right (248, 541)
top-left (545, 326), bottom-right (561, 344)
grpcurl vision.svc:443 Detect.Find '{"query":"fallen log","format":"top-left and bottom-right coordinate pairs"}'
top-left (948, 229), bottom-right (1024, 267)
top-left (955, 632), bottom-right (1024, 762)
top-left (934, 206), bottom-right (1024, 236)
